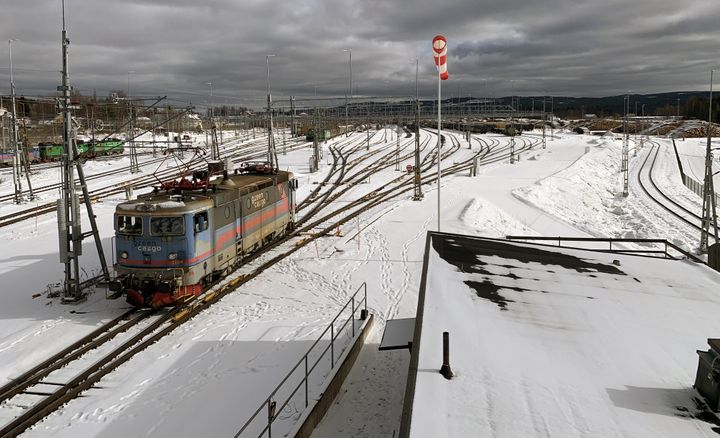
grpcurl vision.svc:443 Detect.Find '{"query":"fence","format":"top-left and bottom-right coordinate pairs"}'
top-left (681, 173), bottom-right (720, 206)
top-left (671, 138), bottom-right (720, 205)
top-left (505, 236), bottom-right (706, 264)
top-left (235, 282), bottom-right (368, 438)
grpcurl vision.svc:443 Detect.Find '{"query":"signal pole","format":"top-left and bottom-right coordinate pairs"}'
top-left (700, 69), bottom-right (719, 253)
top-left (57, 0), bottom-right (109, 302)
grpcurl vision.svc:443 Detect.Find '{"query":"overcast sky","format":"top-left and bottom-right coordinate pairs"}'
top-left (0, 0), bottom-right (718, 109)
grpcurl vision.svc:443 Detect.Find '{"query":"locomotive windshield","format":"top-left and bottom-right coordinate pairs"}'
top-left (150, 216), bottom-right (185, 236)
top-left (117, 215), bottom-right (143, 235)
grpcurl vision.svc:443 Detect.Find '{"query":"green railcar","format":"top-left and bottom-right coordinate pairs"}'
top-left (306, 129), bottom-right (332, 141)
top-left (38, 142), bottom-right (64, 161)
top-left (98, 139), bottom-right (124, 155)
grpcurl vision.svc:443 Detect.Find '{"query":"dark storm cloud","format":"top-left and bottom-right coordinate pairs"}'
top-left (0, 0), bottom-right (718, 108)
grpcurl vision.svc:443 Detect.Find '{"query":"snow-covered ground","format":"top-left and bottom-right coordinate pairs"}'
top-left (0, 125), bottom-right (716, 437)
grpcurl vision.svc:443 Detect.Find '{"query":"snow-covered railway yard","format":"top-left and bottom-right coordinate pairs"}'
top-left (0, 125), bottom-right (718, 437)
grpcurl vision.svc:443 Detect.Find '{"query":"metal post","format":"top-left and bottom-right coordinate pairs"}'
top-left (59, 0), bottom-right (79, 301)
top-left (437, 59), bottom-right (442, 232)
top-left (413, 59), bottom-right (423, 200)
top-left (266, 54), bottom-right (277, 170)
top-left (304, 355), bottom-right (309, 407)
top-left (351, 296), bottom-right (355, 337)
top-left (542, 96), bottom-right (546, 149)
top-left (344, 48), bottom-right (352, 137)
top-left (267, 398), bottom-right (274, 438)
top-left (440, 331), bottom-right (453, 379)
top-left (622, 94), bottom-right (629, 197)
top-left (8, 38), bottom-right (23, 204)
top-left (330, 323), bottom-right (335, 369)
top-left (127, 70), bottom-right (139, 173)
top-left (395, 124), bottom-right (400, 171)
top-left (290, 95), bottom-right (295, 137)
top-left (700, 69), bottom-right (719, 253)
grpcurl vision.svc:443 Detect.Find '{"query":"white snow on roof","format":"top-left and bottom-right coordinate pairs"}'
top-left (408, 235), bottom-right (720, 437)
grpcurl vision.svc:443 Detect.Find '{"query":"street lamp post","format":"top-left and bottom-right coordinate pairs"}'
top-left (343, 48), bottom-right (352, 137)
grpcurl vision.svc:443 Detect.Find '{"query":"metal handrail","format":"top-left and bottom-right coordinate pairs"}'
top-left (505, 236), bottom-right (706, 264)
top-left (235, 282), bottom-right (368, 438)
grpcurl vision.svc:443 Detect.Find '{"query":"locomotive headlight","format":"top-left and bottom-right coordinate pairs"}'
top-left (168, 252), bottom-right (178, 260)
top-left (120, 251), bottom-right (129, 259)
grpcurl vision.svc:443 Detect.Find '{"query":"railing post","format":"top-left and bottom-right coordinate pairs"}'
top-left (331, 323), bottom-right (335, 369)
top-left (304, 355), bottom-right (309, 407)
top-left (267, 398), bottom-right (274, 438)
top-left (351, 296), bottom-right (355, 337)
top-left (364, 282), bottom-right (367, 311)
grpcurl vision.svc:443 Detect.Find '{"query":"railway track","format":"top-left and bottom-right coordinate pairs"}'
top-left (0, 130), bottom-right (539, 435)
top-left (0, 135), bottom-right (311, 229)
top-left (636, 142), bottom-right (718, 236)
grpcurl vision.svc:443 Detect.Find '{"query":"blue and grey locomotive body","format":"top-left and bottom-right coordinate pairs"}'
top-left (112, 166), bottom-right (297, 307)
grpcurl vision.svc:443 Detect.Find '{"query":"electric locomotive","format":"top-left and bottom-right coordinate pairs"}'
top-left (110, 160), bottom-right (297, 308)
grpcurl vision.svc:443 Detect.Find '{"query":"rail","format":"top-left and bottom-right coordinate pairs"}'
top-left (505, 236), bottom-right (706, 264)
top-left (235, 282), bottom-right (368, 438)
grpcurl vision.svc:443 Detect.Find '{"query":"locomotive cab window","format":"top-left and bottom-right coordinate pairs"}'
top-left (193, 212), bottom-right (209, 233)
top-left (150, 216), bottom-right (185, 236)
top-left (117, 215), bottom-right (143, 235)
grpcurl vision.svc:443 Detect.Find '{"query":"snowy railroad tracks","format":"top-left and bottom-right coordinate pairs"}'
top-left (0, 307), bottom-right (161, 436)
top-left (0, 230), bottom-right (331, 436)
top-left (0, 136), bottom-right (305, 229)
top-left (636, 143), bottom-right (715, 235)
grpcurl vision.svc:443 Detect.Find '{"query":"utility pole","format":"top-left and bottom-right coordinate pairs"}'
top-left (8, 38), bottom-right (24, 204)
top-left (312, 105), bottom-right (319, 172)
top-left (208, 82), bottom-right (220, 160)
top-left (700, 69), bottom-right (719, 253)
top-left (413, 59), bottom-right (423, 200)
top-left (550, 96), bottom-right (554, 141)
top-left (58, 0), bottom-right (109, 302)
top-left (395, 123), bottom-right (400, 171)
top-left (542, 96), bottom-right (547, 149)
top-left (127, 70), bottom-right (139, 173)
top-left (366, 103), bottom-right (370, 150)
top-left (621, 94), bottom-right (629, 197)
top-left (290, 95), bottom-right (295, 137)
top-left (266, 54), bottom-right (278, 170)
top-left (343, 48), bottom-right (352, 137)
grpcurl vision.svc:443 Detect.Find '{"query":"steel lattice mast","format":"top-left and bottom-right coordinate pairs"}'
top-left (700, 70), bottom-right (719, 253)
top-left (621, 94), bottom-right (629, 197)
top-left (413, 59), bottom-right (423, 201)
top-left (8, 39), bottom-right (24, 204)
top-left (58, 0), bottom-right (109, 302)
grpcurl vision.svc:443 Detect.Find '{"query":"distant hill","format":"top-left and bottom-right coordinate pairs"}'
top-left (454, 91), bottom-right (716, 120)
